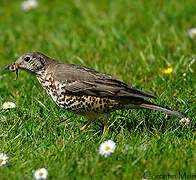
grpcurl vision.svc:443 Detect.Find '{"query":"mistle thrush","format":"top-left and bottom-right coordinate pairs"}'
top-left (6, 52), bottom-right (186, 133)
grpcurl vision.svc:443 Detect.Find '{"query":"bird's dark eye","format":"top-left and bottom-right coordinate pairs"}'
top-left (24, 56), bottom-right (30, 62)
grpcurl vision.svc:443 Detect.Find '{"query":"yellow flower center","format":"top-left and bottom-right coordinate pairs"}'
top-left (6, 104), bottom-right (12, 108)
top-left (193, 32), bottom-right (196, 36)
top-left (162, 67), bottom-right (173, 74)
top-left (0, 158), bottom-right (3, 164)
top-left (105, 146), bottom-right (110, 151)
top-left (38, 172), bottom-right (44, 176)
top-left (182, 119), bottom-right (187, 124)
top-left (27, 4), bottom-right (33, 8)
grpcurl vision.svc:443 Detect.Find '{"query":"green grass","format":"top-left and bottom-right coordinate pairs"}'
top-left (0, 0), bottom-right (196, 179)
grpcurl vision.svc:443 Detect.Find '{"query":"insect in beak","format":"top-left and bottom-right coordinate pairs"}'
top-left (5, 63), bottom-right (19, 80)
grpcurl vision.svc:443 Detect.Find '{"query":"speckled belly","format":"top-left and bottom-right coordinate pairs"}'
top-left (48, 88), bottom-right (124, 115)
top-left (36, 75), bottom-right (125, 115)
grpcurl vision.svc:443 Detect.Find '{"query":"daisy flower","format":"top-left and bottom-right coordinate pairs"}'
top-left (188, 28), bottom-right (196, 39)
top-left (2, 102), bottom-right (16, 109)
top-left (179, 118), bottom-right (190, 126)
top-left (162, 67), bottom-right (173, 74)
top-left (22, 0), bottom-right (38, 11)
top-left (0, 153), bottom-right (9, 166)
top-left (99, 140), bottom-right (116, 157)
top-left (34, 168), bottom-right (48, 180)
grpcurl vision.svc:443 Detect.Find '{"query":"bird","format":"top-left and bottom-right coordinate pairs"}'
top-left (6, 52), bottom-right (186, 133)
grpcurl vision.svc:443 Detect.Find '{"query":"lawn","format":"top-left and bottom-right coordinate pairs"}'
top-left (0, 0), bottom-right (195, 179)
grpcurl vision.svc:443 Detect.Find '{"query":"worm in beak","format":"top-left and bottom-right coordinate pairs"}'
top-left (5, 63), bottom-right (19, 80)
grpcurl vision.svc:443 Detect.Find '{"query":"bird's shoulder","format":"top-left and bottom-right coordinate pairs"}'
top-left (46, 62), bottom-right (113, 82)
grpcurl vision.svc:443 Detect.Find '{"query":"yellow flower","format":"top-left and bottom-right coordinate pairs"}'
top-left (162, 67), bottom-right (173, 74)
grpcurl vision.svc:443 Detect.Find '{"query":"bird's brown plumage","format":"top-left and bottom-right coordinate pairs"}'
top-left (6, 52), bottom-right (186, 132)
top-left (46, 62), bottom-right (157, 99)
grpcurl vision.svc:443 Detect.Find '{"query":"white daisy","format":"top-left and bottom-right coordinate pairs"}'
top-left (99, 140), bottom-right (116, 157)
top-left (34, 168), bottom-right (48, 180)
top-left (2, 102), bottom-right (16, 109)
top-left (22, 0), bottom-right (38, 11)
top-left (179, 118), bottom-right (190, 126)
top-left (0, 153), bottom-right (9, 166)
top-left (188, 28), bottom-right (196, 39)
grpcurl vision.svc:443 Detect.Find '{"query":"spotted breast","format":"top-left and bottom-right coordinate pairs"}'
top-left (36, 69), bottom-right (124, 117)
top-left (6, 52), bottom-right (186, 133)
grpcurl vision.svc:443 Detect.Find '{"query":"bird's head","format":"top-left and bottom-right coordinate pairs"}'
top-left (5, 52), bottom-right (53, 80)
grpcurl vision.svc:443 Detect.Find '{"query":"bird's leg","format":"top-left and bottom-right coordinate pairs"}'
top-left (102, 115), bottom-right (110, 135)
top-left (80, 115), bottom-right (98, 131)
top-left (102, 119), bottom-right (108, 135)
top-left (80, 120), bottom-right (92, 130)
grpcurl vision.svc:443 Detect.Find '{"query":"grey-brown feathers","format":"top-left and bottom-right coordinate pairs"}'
top-left (6, 52), bottom-right (186, 119)
top-left (46, 63), bottom-right (157, 99)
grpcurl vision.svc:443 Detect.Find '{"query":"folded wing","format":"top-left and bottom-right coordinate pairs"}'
top-left (49, 63), bottom-right (156, 99)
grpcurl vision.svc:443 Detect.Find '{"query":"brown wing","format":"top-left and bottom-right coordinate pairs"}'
top-left (48, 63), bottom-right (156, 99)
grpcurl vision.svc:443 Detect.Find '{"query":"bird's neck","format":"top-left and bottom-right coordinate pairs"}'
top-left (35, 68), bottom-right (47, 78)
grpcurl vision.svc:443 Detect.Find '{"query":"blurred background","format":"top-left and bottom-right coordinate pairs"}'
top-left (0, 0), bottom-right (195, 85)
top-left (0, 0), bottom-right (196, 124)
top-left (0, 0), bottom-right (195, 179)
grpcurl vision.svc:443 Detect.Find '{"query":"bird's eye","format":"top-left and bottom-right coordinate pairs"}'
top-left (24, 56), bottom-right (30, 62)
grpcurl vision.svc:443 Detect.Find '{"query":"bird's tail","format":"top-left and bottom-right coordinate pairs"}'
top-left (139, 100), bottom-right (186, 118)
